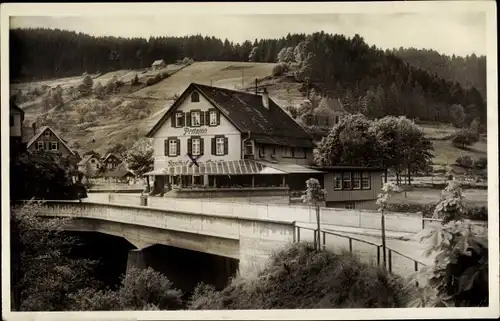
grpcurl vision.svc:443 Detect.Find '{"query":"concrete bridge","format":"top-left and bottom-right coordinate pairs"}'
top-left (34, 193), bottom-right (450, 279)
top-left (38, 200), bottom-right (298, 276)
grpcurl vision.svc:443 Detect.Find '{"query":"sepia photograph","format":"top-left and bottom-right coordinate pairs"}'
top-left (1, 1), bottom-right (498, 320)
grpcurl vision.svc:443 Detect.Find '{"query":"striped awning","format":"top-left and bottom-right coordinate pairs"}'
top-left (145, 160), bottom-right (270, 176)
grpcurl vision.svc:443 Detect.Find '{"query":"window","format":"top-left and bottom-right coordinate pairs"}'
top-left (169, 139), bottom-right (178, 156)
top-left (108, 163), bottom-right (113, 169)
top-left (209, 110), bottom-right (217, 126)
top-left (10, 116), bottom-right (14, 126)
top-left (36, 141), bottom-right (44, 150)
top-left (191, 111), bottom-right (201, 127)
top-left (244, 141), bottom-right (254, 155)
top-left (362, 172), bottom-right (371, 189)
top-left (191, 92), bottom-right (200, 102)
top-left (282, 146), bottom-right (293, 157)
top-left (50, 142), bottom-right (59, 151)
top-left (345, 202), bottom-right (355, 210)
top-left (342, 172), bottom-right (351, 189)
top-left (335, 116), bottom-right (340, 124)
top-left (191, 138), bottom-right (201, 156)
top-left (44, 130), bottom-right (51, 137)
top-left (352, 172), bottom-right (361, 189)
top-left (216, 137), bottom-right (225, 156)
top-left (259, 145), bottom-right (265, 157)
top-left (334, 173), bottom-right (342, 190)
top-left (175, 113), bottom-right (183, 127)
top-left (294, 148), bottom-right (306, 158)
top-left (91, 159), bottom-right (95, 164)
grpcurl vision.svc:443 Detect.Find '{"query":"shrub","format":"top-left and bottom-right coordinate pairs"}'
top-left (455, 155), bottom-right (474, 168)
top-left (475, 156), bottom-right (487, 169)
top-left (272, 63), bottom-right (289, 77)
top-left (189, 243), bottom-right (414, 309)
top-left (452, 129), bottom-right (479, 149)
top-left (68, 267), bottom-right (182, 311)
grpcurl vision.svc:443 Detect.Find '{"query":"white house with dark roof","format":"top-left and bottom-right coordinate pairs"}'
top-left (145, 83), bottom-right (324, 196)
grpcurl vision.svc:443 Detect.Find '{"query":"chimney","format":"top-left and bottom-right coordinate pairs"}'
top-left (262, 88), bottom-right (269, 109)
top-left (32, 122), bottom-right (37, 134)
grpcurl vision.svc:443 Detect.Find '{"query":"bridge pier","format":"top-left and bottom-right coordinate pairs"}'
top-left (126, 249), bottom-right (147, 273)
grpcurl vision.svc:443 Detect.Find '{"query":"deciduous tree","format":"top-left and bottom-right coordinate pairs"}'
top-left (125, 138), bottom-right (154, 191)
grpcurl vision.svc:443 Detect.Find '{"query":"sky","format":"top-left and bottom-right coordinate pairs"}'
top-left (10, 12), bottom-right (487, 57)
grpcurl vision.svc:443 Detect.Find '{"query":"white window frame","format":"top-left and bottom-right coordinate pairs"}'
top-left (342, 172), bottom-right (352, 189)
top-left (175, 113), bottom-right (183, 127)
top-left (191, 111), bottom-right (201, 127)
top-left (216, 137), bottom-right (225, 156)
top-left (362, 172), bottom-right (371, 189)
top-left (334, 173), bottom-right (342, 190)
top-left (352, 172), bottom-right (361, 189)
top-left (169, 139), bottom-right (178, 156)
top-left (90, 159), bottom-right (96, 164)
top-left (50, 141), bottom-right (58, 151)
top-left (191, 138), bottom-right (201, 156)
top-left (36, 141), bottom-right (44, 150)
top-left (209, 111), bottom-right (217, 126)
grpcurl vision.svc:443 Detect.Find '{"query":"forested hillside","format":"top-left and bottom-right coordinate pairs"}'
top-left (10, 28), bottom-right (486, 125)
top-left (391, 47), bottom-right (486, 99)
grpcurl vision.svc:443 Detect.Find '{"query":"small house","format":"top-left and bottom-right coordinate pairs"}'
top-left (151, 59), bottom-right (166, 70)
top-left (102, 153), bottom-right (122, 170)
top-left (313, 97), bottom-right (348, 126)
top-left (25, 125), bottom-right (76, 157)
top-left (78, 154), bottom-right (102, 178)
top-left (103, 163), bottom-right (136, 184)
top-left (308, 166), bottom-right (385, 210)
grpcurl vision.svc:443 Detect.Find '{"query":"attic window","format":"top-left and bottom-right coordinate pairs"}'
top-left (191, 92), bottom-right (200, 103)
top-left (44, 130), bottom-right (51, 137)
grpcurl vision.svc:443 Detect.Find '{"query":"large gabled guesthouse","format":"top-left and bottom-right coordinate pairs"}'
top-left (145, 83), bottom-right (384, 210)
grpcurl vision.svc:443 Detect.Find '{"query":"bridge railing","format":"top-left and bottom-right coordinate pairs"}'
top-left (294, 224), bottom-right (427, 282)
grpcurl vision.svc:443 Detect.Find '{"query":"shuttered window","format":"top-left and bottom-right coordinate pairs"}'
top-left (212, 135), bottom-right (228, 156)
top-left (189, 136), bottom-right (204, 156)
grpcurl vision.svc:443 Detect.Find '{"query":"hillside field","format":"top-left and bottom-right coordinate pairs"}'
top-left (13, 61), bottom-right (488, 170)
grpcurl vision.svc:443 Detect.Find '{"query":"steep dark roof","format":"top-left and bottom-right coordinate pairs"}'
top-left (147, 83), bottom-right (314, 148)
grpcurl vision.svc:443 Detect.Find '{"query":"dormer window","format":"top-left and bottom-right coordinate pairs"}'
top-left (191, 91), bottom-right (200, 103)
top-left (191, 111), bottom-right (201, 127)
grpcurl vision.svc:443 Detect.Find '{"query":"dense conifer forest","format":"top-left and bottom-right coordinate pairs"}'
top-left (10, 28), bottom-right (486, 124)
